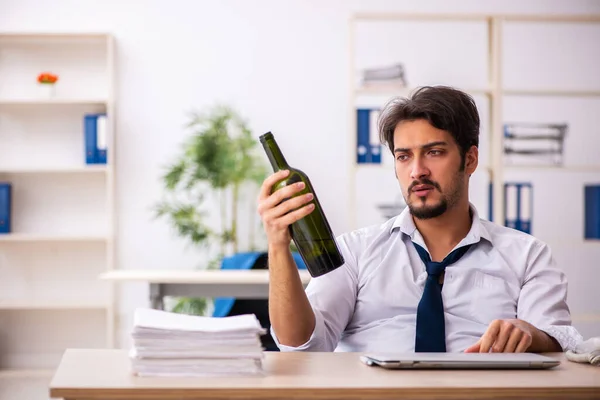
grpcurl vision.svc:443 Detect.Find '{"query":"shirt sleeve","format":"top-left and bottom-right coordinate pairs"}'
top-left (517, 240), bottom-right (583, 352)
top-left (271, 235), bottom-right (359, 352)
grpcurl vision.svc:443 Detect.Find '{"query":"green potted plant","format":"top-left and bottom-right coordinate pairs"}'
top-left (154, 104), bottom-right (269, 315)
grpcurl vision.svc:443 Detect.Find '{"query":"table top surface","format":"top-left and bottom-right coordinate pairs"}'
top-left (49, 349), bottom-right (600, 400)
top-left (99, 269), bottom-right (312, 284)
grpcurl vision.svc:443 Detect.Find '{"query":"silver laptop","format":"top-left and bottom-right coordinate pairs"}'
top-left (360, 352), bottom-right (561, 369)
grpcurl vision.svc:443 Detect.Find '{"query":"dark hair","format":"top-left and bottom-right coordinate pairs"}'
top-left (378, 86), bottom-right (480, 163)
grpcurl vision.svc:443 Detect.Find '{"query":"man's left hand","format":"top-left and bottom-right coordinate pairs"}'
top-left (465, 319), bottom-right (545, 353)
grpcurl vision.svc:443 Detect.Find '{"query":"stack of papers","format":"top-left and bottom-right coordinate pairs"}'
top-left (361, 63), bottom-right (407, 87)
top-left (129, 308), bottom-right (266, 377)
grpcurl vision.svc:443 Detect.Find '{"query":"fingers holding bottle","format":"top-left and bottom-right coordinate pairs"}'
top-left (257, 170), bottom-right (315, 248)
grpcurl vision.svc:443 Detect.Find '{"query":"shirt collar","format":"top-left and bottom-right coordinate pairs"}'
top-left (390, 203), bottom-right (493, 248)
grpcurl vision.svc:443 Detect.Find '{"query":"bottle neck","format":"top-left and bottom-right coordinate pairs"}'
top-left (261, 132), bottom-right (290, 171)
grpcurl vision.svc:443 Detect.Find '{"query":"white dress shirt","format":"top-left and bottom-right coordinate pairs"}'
top-left (272, 204), bottom-right (583, 353)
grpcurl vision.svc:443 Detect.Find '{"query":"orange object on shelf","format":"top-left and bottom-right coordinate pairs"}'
top-left (37, 72), bottom-right (59, 84)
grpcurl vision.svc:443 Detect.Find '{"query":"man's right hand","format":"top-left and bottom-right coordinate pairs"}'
top-left (257, 170), bottom-right (315, 249)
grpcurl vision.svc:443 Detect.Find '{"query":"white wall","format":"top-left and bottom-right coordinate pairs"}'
top-left (1, 0), bottom-right (599, 347)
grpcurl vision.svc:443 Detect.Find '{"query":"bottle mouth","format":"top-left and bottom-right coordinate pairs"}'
top-left (259, 131), bottom-right (274, 144)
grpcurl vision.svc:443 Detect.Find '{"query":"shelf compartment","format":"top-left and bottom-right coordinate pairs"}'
top-left (0, 309), bottom-right (107, 370)
top-left (0, 103), bottom-right (108, 169)
top-left (353, 20), bottom-right (489, 95)
top-left (0, 173), bottom-right (108, 236)
top-left (502, 96), bottom-right (600, 168)
top-left (502, 21), bottom-right (600, 94)
top-left (0, 35), bottom-right (110, 101)
top-left (0, 241), bottom-right (109, 306)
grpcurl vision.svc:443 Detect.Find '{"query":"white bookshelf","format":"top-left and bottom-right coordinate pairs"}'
top-left (0, 32), bottom-right (116, 399)
top-left (348, 14), bottom-right (600, 339)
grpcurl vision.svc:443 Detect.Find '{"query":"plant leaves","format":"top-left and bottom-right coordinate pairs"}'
top-left (171, 297), bottom-right (209, 316)
top-left (153, 103), bottom-right (269, 256)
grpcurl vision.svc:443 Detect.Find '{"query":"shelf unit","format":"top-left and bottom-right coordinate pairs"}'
top-left (349, 12), bottom-right (600, 226)
top-left (348, 13), bottom-right (600, 338)
top-left (0, 32), bottom-right (116, 398)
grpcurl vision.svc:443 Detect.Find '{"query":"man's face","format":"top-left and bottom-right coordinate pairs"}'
top-left (393, 119), bottom-right (476, 220)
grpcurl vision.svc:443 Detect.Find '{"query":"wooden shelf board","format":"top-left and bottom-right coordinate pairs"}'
top-left (355, 87), bottom-right (600, 98)
top-left (0, 166), bottom-right (109, 174)
top-left (0, 234), bottom-right (109, 242)
top-left (0, 98), bottom-right (108, 106)
top-left (502, 89), bottom-right (600, 97)
top-left (503, 165), bottom-right (600, 172)
top-left (355, 86), bottom-right (492, 96)
top-left (352, 13), bottom-right (600, 23)
top-left (0, 300), bottom-right (107, 310)
top-left (0, 368), bottom-right (55, 379)
top-left (0, 32), bottom-right (110, 38)
top-left (352, 163), bottom-right (394, 169)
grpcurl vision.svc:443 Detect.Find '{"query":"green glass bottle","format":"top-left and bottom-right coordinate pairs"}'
top-left (260, 132), bottom-right (345, 277)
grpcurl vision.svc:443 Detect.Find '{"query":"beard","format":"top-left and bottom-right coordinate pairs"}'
top-left (405, 173), bottom-right (464, 220)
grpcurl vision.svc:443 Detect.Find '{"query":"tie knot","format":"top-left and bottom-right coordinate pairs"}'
top-left (412, 242), bottom-right (473, 277)
top-left (426, 261), bottom-right (445, 277)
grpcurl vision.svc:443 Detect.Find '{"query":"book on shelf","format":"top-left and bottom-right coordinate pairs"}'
top-left (504, 182), bottom-right (532, 234)
top-left (360, 77), bottom-right (407, 89)
top-left (356, 108), bottom-right (382, 164)
top-left (359, 63), bottom-right (408, 90)
top-left (84, 113), bottom-right (108, 165)
top-left (584, 185), bottom-right (600, 240)
top-left (0, 183), bottom-right (11, 234)
top-left (362, 63), bottom-right (407, 82)
top-left (503, 123), bottom-right (568, 166)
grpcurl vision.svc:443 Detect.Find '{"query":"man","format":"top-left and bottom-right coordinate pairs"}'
top-left (257, 86), bottom-right (582, 353)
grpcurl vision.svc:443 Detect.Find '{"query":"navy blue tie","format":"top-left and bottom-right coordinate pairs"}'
top-left (413, 242), bottom-right (472, 352)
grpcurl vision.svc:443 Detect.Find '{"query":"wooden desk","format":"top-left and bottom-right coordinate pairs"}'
top-left (99, 269), bottom-right (311, 309)
top-left (50, 349), bottom-right (600, 400)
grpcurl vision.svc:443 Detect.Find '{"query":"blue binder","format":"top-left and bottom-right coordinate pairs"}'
top-left (488, 182), bottom-right (493, 222)
top-left (0, 183), bottom-right (12, 234)
top-left (504, 182), bottom-right (533, 234)
top-left (84, 114), bottom-right (98, 164)
top-left (96, 114), bottom-right (107, 164)
top-left (356, 108), bottom-right (381, 164)
top-left (84, 113), bottom-right (107, 164)
top-left (584, 185), bottom-right (600, 239)
top-left (356, 109), bottom-right (370, 163)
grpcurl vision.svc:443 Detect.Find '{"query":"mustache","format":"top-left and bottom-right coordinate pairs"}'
top-left (408, 178), bottom-right (441, 192)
